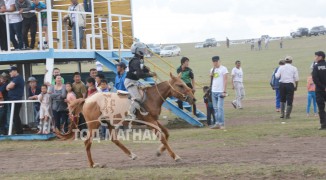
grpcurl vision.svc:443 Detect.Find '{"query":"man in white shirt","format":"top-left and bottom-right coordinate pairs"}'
top-left (231, 60), bottom-right (245, 109)
top-left (210, 56), bottom-right (228, 129)
top-left (0, 0), bottom-right (23, 50)
top-left (275, 56), bottom-right (299, 120)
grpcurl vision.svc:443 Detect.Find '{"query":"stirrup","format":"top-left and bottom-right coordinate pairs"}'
top-left (139, 107), bottom-right (148, 116)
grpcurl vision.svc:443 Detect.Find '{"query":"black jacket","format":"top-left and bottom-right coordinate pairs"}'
top-left (312, 60), bottom-right (326, 92)
top-left (126, 56), bottom-right (152, 81)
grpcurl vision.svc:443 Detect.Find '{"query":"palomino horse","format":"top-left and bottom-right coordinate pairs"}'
top-left (62, 73), bottom-right (196, 168)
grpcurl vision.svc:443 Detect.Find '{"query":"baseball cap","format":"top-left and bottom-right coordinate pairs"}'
top-left (212, 56), bottom-right (220, 62)
top-left (117, 62), bottom-right (127, 69)
top-left (9, 66), bottom-right (18, 72)
top-left (315, 51), bottom-right (325, 59)
top-left (285, 56), bottom-right (293, 62)
top-left (27, 77), bottom-right (37, 82)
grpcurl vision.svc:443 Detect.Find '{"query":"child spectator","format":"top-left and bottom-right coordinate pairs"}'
top-left (37, 85), bottom-right (52, 134)
top-left (31, 0), bottom-right (48, 49)
top-left (65, 82), bottom-right (76, 104)
top-left (306, 73), bottom-right (317, 117)
top-left (100, 79), bottom-right (109, 92)
top-left (95, 74), bottom-right (105, 92)
top-left (203, 86), bottom-right (215, 126)
top-left (86, 77), bottom-right (97, 97)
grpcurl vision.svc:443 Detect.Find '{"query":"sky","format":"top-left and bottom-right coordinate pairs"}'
top-left (132, 0), bottom-right (326, 44)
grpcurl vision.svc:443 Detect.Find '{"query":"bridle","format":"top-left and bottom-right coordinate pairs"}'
top-left (167, 80), bottom-right (190, 102)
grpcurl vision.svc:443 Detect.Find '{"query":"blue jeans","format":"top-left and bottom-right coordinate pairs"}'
top-left (275, 88), bottom-right (280, 109)
top-left (212, 92), bottom-right (225, 126)
top-left (307, 91), bottom-right (317, 114)
top-left (72, 24), bottom-right (84, 49)
top-left (9, 22), bottom-right (23, 49)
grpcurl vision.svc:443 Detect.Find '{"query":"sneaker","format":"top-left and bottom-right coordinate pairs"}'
top-left (231, 101), bottom-right (237, 109)
top-left (276, 109), bottom-right (280, 112)
top-left (210, 124), bottom-right (220, 129)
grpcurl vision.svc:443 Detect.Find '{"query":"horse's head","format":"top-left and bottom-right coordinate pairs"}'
top-left (168, 72), bottom-right (196, 105)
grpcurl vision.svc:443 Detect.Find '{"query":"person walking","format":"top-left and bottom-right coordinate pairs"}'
top-left (312, 51), bottom-right (326, 130)
top-left (210, 56), bottom-right (228, 129)
top-left (306, 73), bottom-right (317, 117)
top-left (275, 56), bottom-right (299, 120)
top-left (270, 60), bottom-right (285, 112)
top-left (231, 60), bottom-right (245, 109)
top-left (177, 57), bottom-right (196, 115)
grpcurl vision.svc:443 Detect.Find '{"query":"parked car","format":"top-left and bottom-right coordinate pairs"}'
top-left (203, 38), bottom-right (218, 47)
top-left (309, 26), bottom-right (326, 36)
top-left (290, 28), bottom-right (309, 38)
top-left (147, 44), bottom-right (161, 56)
top-left (160, 45), bottom-right (181, 57)
top-left (195, 42), bottom-right (204, 49)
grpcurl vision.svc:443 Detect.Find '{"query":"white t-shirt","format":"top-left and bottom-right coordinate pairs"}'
top-left (96, 61), bottom-right (103, 71)
top-left (231, 67), bottom-right (243, 82)
top-left (4, 0), bottom-right (23, 24)
top-left (211, 66), bottom-right (229, 93)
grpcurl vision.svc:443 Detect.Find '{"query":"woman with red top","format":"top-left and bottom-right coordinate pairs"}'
top-left (86, 77), bottom-right (97, 97)
top-left (306, 73), bottom-right (317, 117)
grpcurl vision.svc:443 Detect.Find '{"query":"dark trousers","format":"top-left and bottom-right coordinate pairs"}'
top-left (0, 104), bottom-right (7, 133)
top-left (279, 83), bottom-right (294, 106)
top-left (53, 110), bottom-right (69, 132)
top-left (22, 16), bottom-right (37, 49)
top-left (7, 103), bottom-right (23, 134)
top-left (0, 16), bottom-right (8, 51)
top-left (206, 106), bottom-right (215, 125)
top-left (316, 91), bottom-right (326, 128)
top-left (177, 83), bottom-right (197, 115)
top-left (9, 22), bottom-right (23, 49)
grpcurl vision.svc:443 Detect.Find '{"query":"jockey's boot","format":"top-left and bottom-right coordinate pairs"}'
top-left (125, 112), bottom-right (136, 121)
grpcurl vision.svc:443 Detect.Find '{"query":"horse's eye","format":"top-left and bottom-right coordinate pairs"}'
top-left (178, 85), bottom-right (183, 88)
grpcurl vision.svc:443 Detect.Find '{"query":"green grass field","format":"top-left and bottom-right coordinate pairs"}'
top-left (1, 36), bottom-right (326, 179)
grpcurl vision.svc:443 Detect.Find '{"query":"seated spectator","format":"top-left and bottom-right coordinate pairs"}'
top-left (16, 0), bottom-right (37, 50)
top-left (63, 0), bottom-right (86, 49)
top-left (100, 79), bottom-right (109, 92)
top-left (37, 84), bottom-right (52, 134)
top-left (0, 0), bottom-right (23, 50)
top-left (27, 77), bottom-right (41, 127)
top-left (31, 0), bottom-right (47, 49)
top-left (49, 75), bottom-right (68, 133)
top-left (86, 77), bottom-right (97, 97)
top-left (6, 66), bottom-right (25, 134)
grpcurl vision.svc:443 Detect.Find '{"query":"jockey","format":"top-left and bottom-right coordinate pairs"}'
top-left (124, 42), bottom-right (156, 120)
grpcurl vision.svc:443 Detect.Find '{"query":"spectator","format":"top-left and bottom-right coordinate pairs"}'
top-left (257, 39), bottom-right (262, 51)
top-left (0, 0), bottom-right (23, 50)
top-left (31, 0), bottom-right (47, 49)
top-left (250, 39), bottom-right (254, 51)
top-left (16, 0), bottom-right (36, 50)
top-left (100, 79), bottom-right (109, 92)
top-left (95, 61), bottom-right (103, 73)
top-left (275, 56), bottom-right (299, 120)
top-left (306, 73), bottom-right (317, 117)
top-left (231, 60), bottom-right (245, 109)
top-left (280, 37), bottom-right (283, 49)
top-left (176, 57), bottom-right (196, 115)
top-left (89, 68), bottom-right (97, 79)
top-left (95, 73), bottom-right (105, 92)
top-left (312, 51), bottom-right (326, 130)
top-left (203, 86), bottom-right (215, 126)
top-left (114, 62), bottom-right (127, 91)
top-left (270, 60), bottom-right (285, 112)
top-left (49, 75), bottom-right (68, 133)
top-left (37, 84), bottom-right (52, 134)
top-left (210, 56), bottom-right (228, 130)
top-left (64, 82), bottom-right (76, 104)
top-left (6, 66), bottom-right (25, 134)
top-left (0, 72), bottom-right (9, 134)
top-left (50, 68), bottom-right (64, 85)
top-left (63, 0), bottom-right (86, 49)
top-left (226, 37), bottom-right (230, 48)
top-left (86, 77), bottom-right (97, 97)
top-left (27, 77), bottom-right (41, 127)
top-left (72, 72), bottom-right (86, 98)
top-left (0, 0), bottom-right (8, 51)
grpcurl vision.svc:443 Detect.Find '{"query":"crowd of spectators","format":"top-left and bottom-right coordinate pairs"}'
top-left (0, 62), bottom-right (127, 135)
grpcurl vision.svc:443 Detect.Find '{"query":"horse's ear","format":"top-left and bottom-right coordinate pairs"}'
top-left (177, 72), bottom-right (182, 78)
top-left (170, 72), bottom-right (175, 79)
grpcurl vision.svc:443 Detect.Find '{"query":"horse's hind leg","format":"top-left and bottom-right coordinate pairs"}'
top-left (108, 125), bottom-right (137, 160)
top-left (84, 121), bottom-right (101, 168)
top-left (148, 119), bottom-right (181, 162)
top-left (156, 122), bottom-right (169, 157)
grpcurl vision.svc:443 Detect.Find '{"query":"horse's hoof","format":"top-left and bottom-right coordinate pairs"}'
top-left (174, 155), bottom-right (182, 162)
top-left (130, 152), bottom-right (137, 160)
top-left (156, 150), bottom-right (162, 157)
top-left (92, 163), bottom-right (101, 168)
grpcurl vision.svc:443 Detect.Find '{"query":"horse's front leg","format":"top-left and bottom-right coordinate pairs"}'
top-left (84, 121), bottom-right (101, 168)
top-left (156, 121), bottom-right (170, 157)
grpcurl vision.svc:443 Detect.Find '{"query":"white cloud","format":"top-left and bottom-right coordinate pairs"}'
top-left (132, 0), bottom-right (326, 43)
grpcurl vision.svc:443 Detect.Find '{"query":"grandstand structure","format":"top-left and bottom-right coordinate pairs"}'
top-left (0, 0), bottom-right (205, 140)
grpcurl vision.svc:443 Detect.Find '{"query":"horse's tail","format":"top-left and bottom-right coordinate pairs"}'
top-left (55, 98), bottom-right (85, 140)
